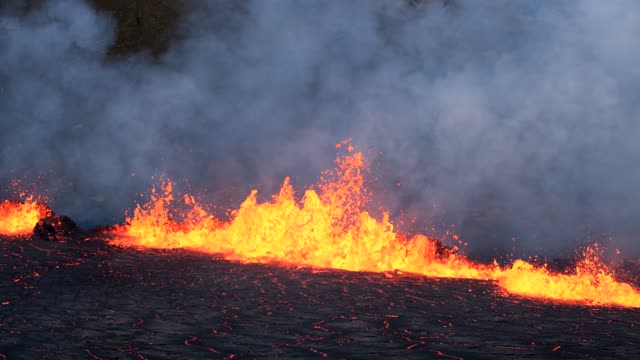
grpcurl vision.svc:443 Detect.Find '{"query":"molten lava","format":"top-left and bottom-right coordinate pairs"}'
top-left (112, 147), bottom-right (489, 279)
top-left (111, 143), bottom-right (640, 308)
top-left (494, 244), bottom-right (640, 307)
top-left (0, 197), bottom-right (52, 236)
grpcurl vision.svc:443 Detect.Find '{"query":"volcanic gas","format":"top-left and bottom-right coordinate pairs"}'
top-left (105, 142), bottom-right (640, 308)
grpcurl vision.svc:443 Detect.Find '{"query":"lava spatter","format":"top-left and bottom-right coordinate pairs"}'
top-left (110, 143), bottom-right (640, 308)
top-left (0, 197), bottom-right (52, 236)
top-left (111, 145), bottom-right (489, 279)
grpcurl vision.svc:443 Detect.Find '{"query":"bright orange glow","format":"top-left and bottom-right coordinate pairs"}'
top-left (110, 143), bottom-right (640, 308)
top-left (0, 197), bottom-right (51, 236)
top-left (494, 244), bottom-right (640, 307)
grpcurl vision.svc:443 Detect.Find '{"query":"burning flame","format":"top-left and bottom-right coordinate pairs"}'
top-left (0, 196), bottom-right (51, 236)
top-left (107, 143), bottom-right (638, 308)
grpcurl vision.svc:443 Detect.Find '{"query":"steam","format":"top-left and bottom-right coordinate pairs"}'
top-left (1, 0), bottom-right (639, 258)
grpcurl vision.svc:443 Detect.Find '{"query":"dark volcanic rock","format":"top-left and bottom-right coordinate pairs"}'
top-left (90, 0), bottom-right (179, 57)
top-left (33, 215), bottom-right (78, 241)
top-left (0, 237), bottom-right (639, 359)
top-left (0, 0), bottom-right (456, 58)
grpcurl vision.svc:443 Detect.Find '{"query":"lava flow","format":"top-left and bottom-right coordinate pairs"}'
top-left (109, 142), bottom-right (640, 308)
top-left (0, 197), bottom-right (51, 236)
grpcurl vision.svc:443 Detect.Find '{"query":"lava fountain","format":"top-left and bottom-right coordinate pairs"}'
top-left (108, 142), bottom-right (640, 308)
top-left (0, 196), bottom-right (51, 236)
top-left (111, 143), bottom-right (490, 279)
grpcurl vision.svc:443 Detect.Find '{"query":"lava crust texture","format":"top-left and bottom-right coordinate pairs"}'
top-left (1, 234), bottom-right (639, 359)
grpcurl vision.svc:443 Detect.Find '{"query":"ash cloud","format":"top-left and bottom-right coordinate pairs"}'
top-left (1, 0), bottom-right (640, 258)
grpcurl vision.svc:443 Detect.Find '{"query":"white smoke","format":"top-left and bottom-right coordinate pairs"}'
top-left (1, 0), bottom-right (639, 258)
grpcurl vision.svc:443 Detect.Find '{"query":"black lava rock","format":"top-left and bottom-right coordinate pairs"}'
top-left (34, 215), bottom-right (78, 241)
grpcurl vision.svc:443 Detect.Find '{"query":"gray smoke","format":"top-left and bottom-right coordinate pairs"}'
top-left (2, 0), bottom-right (639, 259)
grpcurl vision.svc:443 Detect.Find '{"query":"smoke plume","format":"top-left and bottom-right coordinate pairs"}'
top-left (2, 0), bottom-right (639, 258)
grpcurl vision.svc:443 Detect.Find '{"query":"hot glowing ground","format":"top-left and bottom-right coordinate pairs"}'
top-left (1, 235), bottom-right (639, 359)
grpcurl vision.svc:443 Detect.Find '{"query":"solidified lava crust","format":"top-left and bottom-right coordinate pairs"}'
top-left (1, 232), bottom-right (639, 359)
top-left (33, 215), bottom-right (79, 242)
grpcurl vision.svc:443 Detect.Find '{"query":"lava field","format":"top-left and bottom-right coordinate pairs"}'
top-left (1, 233), bottom-right (638, 359)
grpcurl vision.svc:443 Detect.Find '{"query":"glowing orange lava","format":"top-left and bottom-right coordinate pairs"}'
top-left (111, 143), bottom-right (640, 308)
top-left (0, 197), bottom-right (51, 236)
top-left (494, 244), bottom-right (640, 307)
